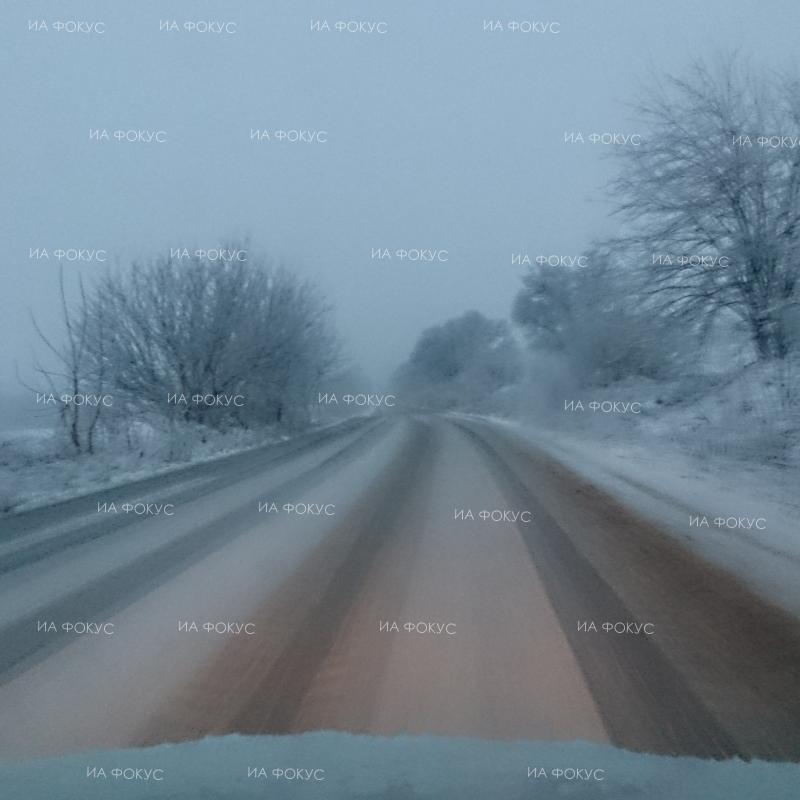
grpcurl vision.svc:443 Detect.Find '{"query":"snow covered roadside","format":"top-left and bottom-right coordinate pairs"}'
top-left (490, 416), bottom-right (800, 618)
top-left (0, 417), bottom-right (359, 516)
top-left (0, 732), bottom-right (797, 800)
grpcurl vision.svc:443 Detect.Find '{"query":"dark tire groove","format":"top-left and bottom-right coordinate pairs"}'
top-left (231, 419), bottom-right (436, 734)
top-left (0, 419), bottom-right (389, 685)
top-left (453, 419), bottom-right (744, 760)
top-left (0, 418), bottom-right (375, 574)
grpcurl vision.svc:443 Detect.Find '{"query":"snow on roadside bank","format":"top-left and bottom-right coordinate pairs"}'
top-left (0, 732), bottom-right (797, 800)
top-left (481, 414), bottom-right (800, 618)
top-left (0, 417), bottom-right (360, 516)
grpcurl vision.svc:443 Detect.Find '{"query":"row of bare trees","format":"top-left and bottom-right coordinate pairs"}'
top-left (28, 249), bottom-right (339, 455)
top-left (393, 311), bottom-right (521, 410)
top-left (514, 56), bottom-right (800, 384)
top-left (397, 56), bottom-right (800, 425)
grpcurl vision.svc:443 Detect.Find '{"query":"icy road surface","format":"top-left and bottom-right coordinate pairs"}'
top-left (0, 415), bottom-right (799, 762)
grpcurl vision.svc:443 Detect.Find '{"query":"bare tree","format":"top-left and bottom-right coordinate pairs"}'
top-left (25, 267), bottom-right (106, 454)
top-left (512, 249), bottom-right (689, 385)
top-left (612, 56), bottom-right (800, 359)
top-left (394, 311), bottom-right (521, 411)
top-left (90, 249), bottom-right (338, 430)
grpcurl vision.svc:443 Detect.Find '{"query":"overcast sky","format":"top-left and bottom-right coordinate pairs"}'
top-left (2, 0), bottom-right (798, 416)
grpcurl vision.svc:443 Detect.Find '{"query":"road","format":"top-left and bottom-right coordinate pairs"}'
top-left (0, 414), bottom-right (799, 761)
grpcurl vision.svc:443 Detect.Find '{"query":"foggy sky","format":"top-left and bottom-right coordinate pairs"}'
top-left (2, 0), bottom-right (798, 403)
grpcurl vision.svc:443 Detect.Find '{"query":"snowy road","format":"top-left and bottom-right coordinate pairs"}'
top-left (1, 415), bottom-right (799, 761)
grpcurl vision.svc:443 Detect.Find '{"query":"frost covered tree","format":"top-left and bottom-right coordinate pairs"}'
top-left (612, 56), bottom-right (800, 359)
top-left (26, 267), bottom-right (109, 454)
top-left (512, 249), bottom-right (690, 386)
top-left (394, 311), bottom-right (521, 410)
top-left (89, 249), bottom-right (338, 430)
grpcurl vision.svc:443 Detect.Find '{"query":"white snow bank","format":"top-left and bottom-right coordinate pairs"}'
top-left (491, 415), bottom-right (800, 617)
top-left (0, 732), bottom-right (797, 800)
top-left (0, 417), bottom-right (358, 515)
